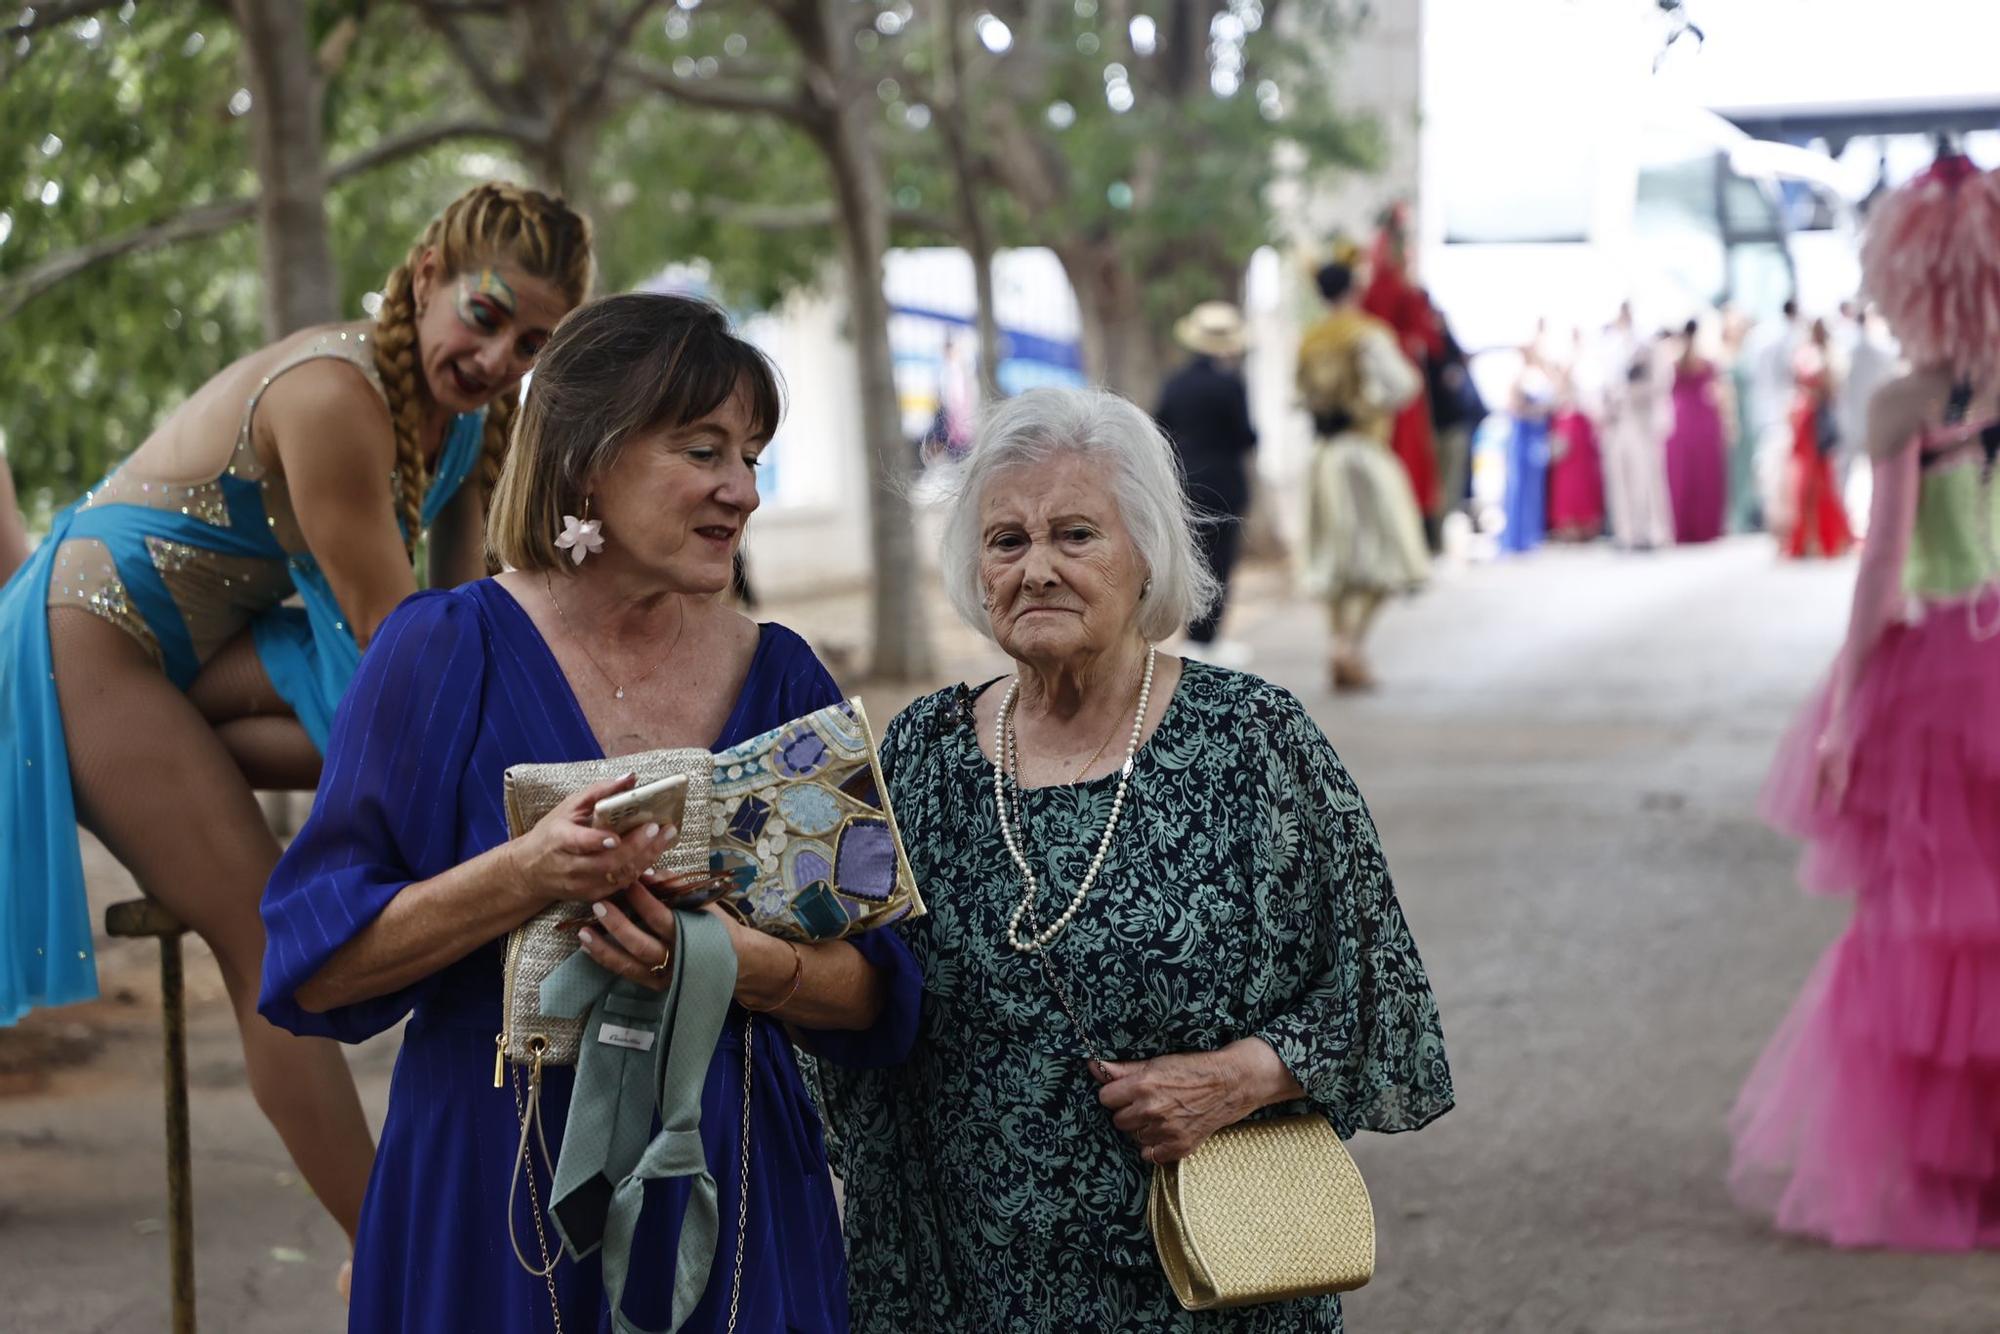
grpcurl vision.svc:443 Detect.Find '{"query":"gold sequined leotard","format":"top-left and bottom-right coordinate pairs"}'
top-left (46, 330), bottom-right (386, 681)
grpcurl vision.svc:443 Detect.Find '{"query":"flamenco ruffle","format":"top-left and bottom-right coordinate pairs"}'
top-left (1739, 601), bottom-right (2000, 1249)
top-left (1729, 929), bottom-right (2000, 1249)
top-left (1761, 602), bottom-right (2000, 939)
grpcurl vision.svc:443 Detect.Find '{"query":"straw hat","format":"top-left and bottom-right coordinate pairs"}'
top-left (1174, 301), bottom-right (1250, 358)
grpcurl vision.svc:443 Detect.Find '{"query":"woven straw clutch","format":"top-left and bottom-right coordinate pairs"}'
top-left (499, 748), bottom-right (714, 1068)
top-left (1149, 1113), bottom-right (1375, 1310)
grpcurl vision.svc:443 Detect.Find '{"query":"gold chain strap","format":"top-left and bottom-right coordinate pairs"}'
top-left (727, 1016), bottom-right (753, 1334)
top-left (508, 1056), bottom-right (567, 1334)
top-left (505, 1018), bottom-right (755, 1334)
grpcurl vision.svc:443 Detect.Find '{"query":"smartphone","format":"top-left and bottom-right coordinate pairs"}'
top-left (590, 773), bottom-right (690, 836)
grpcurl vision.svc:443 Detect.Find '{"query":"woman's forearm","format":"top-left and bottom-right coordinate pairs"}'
top-left (1224, 1037), bottom-right (1306, 1113)
top-left (735, 931), bottom-right (885, 1031)
top-left (295, 842), bottom-right (537, 1013)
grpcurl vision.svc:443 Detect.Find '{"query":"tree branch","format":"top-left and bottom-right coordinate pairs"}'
top-left (576, 0), bottom-right (667, 113)
top-left (617, 55), bottom-right (809, 122)
top-left (332, 116), bottom-right (543, 179)
top-left (416, 1), bottom-right (527, 117)
top-left (0, 119), bottom-right (539, 322)
top-left (664, 194), bottom-right (948, 233)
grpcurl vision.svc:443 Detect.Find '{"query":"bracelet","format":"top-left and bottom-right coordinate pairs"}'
top-left (744, 941), bottom-right (804, 1014)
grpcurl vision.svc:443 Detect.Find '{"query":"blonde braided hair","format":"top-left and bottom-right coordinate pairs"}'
top-left (371, 181), bottom-right (593, 548)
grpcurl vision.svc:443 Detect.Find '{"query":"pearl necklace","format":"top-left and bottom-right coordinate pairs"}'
top-left (994, 646), bottom-right (1156, 953)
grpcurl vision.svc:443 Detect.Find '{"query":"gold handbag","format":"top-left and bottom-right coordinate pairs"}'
top-left (1148, 1113), bottom-right (1376, 1310)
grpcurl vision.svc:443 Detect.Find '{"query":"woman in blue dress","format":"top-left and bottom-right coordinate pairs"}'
top-left (260, 292), bottom-right (921, 1332)
top-left (1501, 343), bottom-right (1554, 555)
top-left (0, 182), bottom-right (592, 1247)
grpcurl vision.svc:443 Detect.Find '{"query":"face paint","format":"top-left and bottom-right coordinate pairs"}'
top-left (454, 268), bottom-right (518, 334)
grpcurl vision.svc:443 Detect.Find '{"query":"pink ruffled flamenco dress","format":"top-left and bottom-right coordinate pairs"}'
top-left (1733, 416), bottom-right (2000, 1250)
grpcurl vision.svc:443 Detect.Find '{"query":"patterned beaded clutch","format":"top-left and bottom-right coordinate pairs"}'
top-left (497, 697), bottom-right (924, 1069)
top-left (1148, 1113), bottom-right (1376, 1309)
top-left (704, 697), bottom-right (925, 942)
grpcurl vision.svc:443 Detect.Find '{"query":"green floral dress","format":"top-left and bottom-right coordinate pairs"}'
top-left (812, 662), bottom-right (1453, 1332)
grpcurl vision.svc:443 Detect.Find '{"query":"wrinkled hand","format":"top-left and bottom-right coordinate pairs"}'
top-left (1094, 1050), bottom-right (1256, 1165)
top-left (506, 772), bottom-right (678, 907)
top-left (581, 880), bottom-right (745, 994)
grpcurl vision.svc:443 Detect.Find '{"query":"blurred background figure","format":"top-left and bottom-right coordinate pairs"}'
top-left (1548, 327), bottom-right (1607, 542)
top-left (1500, 339), bottom-right (1555, 555)
top-left (1297, 249), bottom-right (1429, 691)
top-left (1363, 203), bottom-right (1447, 547)
top-left (1734, 151), bottom-right (2000, 1253)
top-left (1665, 318), bottom-right (1729, 544)
top-left (1748, 298), bottom-right (1810, 540)
top-left (1155, 301), bottom-right (1258, 668)
top-left (1835, 303), bottom-right (1897, 537)
top-left (1425, 292), bottom-right (1486, 529)
top-left (1721, 306), bottom-right (1765, 533)
top-left (1596, 304), bottom-right (1676, 551)
top-left (1783, 318), bottom-right (1855, 559)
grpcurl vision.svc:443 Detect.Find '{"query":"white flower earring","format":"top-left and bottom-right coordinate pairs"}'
top-left (555, 497), bottom-right (604, 565)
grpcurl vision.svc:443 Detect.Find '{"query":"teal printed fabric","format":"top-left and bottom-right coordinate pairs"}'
top-left (809, 661), bottom-right (1453, 1332)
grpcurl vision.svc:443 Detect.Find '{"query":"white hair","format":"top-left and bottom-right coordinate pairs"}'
top-left (936, 386), bottom-right (1221, 644)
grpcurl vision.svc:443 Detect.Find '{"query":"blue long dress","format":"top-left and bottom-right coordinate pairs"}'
top-left (1501, 408), bottom-right (1551, 555)
top-left (259, 581), bottom-right (922, 1333)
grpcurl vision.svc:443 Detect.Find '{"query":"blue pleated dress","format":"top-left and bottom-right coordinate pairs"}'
top-left (259, 581), bottom-right (922, 1333)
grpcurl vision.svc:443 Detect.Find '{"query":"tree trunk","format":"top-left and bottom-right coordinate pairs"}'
top-left (231, 0), bottom-right (338, 336)
top-left (938, 0), bottom-right (1004, 404)
top-left (515, 0), bottom-right (595, 206)
top-left (818, 95), bottom-right (935, 680)
top-left (1059, 240), bottom-right (1166, 402)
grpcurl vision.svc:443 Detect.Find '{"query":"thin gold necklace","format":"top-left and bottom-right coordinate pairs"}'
top-left (542, 570), bottom-right (684, 701)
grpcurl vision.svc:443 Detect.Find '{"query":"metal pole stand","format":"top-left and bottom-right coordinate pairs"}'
top-left (105, 896), bottom-right (196, 1334)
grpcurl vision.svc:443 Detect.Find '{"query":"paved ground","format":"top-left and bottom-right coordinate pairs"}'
top-left (4, 539), bottom-right (1997, 1332)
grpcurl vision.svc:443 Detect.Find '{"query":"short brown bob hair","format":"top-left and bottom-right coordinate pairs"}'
top-left (487, 292), bottom-right (782, 572)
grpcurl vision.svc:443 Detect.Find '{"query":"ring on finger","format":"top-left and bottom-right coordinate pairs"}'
top-left (648, 952), bottom-right (672, 977)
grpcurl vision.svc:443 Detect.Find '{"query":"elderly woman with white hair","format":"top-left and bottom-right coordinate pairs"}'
top-left (813, 386), bottom-right (1453, 1332)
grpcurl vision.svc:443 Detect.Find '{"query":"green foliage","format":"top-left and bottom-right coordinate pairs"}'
top-left (0, 3), bottom-right (511, 515)
top-left (0, 5), bottom-right (260, 518)
top-left (978, 0), bottom-right (1379, 331)
top-left (0, 0), bottom-right (1385, 515)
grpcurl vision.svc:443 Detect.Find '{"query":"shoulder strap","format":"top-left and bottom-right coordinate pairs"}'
top-left (421, 410), bottom-right (488, 531)
top-left (235, 330), bottom-right (389, 470)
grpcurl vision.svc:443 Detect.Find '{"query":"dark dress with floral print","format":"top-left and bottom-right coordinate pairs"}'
top-left (811, 661), bottom-right (1453, 1332)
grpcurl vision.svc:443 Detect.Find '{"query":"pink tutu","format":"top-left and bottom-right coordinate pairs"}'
top-left (1735, 600), bottom-right (2000, 1249)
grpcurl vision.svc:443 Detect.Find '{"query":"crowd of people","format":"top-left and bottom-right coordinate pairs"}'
top-left (1485, 295), bottom-right (1901, 559)
top-left (0, 180), bottom-right (1453, 1332)
top-left (1, 140), bottom-right (1996, 1334)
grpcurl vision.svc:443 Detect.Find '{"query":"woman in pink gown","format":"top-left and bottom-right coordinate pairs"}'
top-left (1664, 319), bottom-right (1728, 544)
top-left (1547, 342), bottom-right (1606, 540)
top-left (1732, 153), bottom-right (2000, 1251)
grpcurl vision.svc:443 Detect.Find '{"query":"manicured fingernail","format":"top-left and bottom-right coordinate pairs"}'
top-left (660, 824), bottom-right (677, 842)
top-left (591, 902), bottom-right (608, 919)
top-left (602, 836), bottom-right (619, 849)
top-left (578, 928), bottom-right (594, 945)
top-left (641, 823), bottom-right (660, 840)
